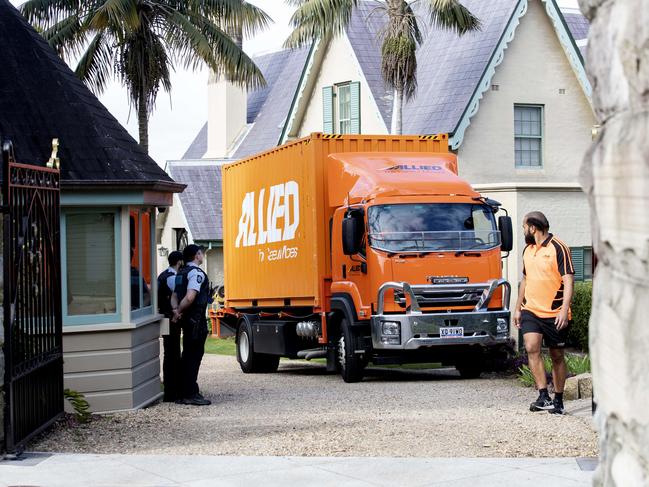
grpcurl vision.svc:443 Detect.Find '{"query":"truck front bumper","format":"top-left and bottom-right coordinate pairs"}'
top-left (371, 280), bottom-right (511, 351)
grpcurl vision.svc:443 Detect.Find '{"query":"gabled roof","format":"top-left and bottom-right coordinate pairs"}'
top-left (181, 46), bottom-right (310, 161)
top-left (0, 0), bottom-right (182, 191)
top-left (167, 163), bottom-right (222, 242)
top-left (346, 0), bottom-right (590, 144)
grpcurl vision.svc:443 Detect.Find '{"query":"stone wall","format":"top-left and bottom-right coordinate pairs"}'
top-left (578, 0), bottom-right (649, 485)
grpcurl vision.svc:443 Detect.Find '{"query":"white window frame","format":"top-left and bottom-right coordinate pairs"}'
top-left (514, 104), bottom-right (544, 168)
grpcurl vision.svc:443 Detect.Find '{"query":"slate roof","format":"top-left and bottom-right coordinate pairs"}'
top-left (563, 11), bottom-right (589, 42)
top-left (0, 0), bottom-right (182, 191)
top-left (182, 46), bottom-right (310, 161)
top-left (348, 0), bottom-right (589, 134)
top-left (168, 164), bottom-right (222, 242)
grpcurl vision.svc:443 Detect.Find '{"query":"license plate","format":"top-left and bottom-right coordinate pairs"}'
top-left (440, 326), bottom-right (464, 338)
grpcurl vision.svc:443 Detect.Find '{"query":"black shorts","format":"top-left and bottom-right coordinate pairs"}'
top-left (521, 310), bottom-right (570, 348)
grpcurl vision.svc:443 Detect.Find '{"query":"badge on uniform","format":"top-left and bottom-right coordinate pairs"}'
top-left (197, 275), bottom-right (203, 283)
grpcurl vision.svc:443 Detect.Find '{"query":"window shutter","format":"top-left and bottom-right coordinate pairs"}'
top-left (350, 81), bottom-right (361, 133)
top-left (571, 247), bottom-right (584, 281)
top-left (322, 86), bottom-right (334, 134)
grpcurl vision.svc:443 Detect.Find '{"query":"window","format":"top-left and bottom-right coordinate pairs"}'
top-left (367, 203), bottom-right (499, 253)
top-left (322, 82), bottom-right (360, 134)
top-left (64, 211), bottom-right (118, 319)
top-left (338, 83), bottom-right (352, 134)
top-left (174, 227), bottom-right (189, 251)
top-left (514, 105), bottom-right (543, 167)
top-left (570, 246), bottom-right (593, 281)
top-left (130, 209), bottom-right (154, 316)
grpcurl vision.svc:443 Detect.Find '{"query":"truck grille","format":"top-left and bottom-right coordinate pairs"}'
top-left (393, 285), bottom-right (487, 309)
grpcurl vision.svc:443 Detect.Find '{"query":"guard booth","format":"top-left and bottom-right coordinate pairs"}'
top-left (1, 139), bottom-right (63, 455)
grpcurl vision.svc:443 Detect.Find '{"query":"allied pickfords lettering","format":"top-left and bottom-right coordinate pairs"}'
top-left (235, 181), bottom-right (300, 248)
top-left (382, 164), bottom-right (443, 172)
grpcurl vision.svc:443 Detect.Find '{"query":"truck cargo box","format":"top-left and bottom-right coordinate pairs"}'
top-left (222, 133), bottom-right (449, 309)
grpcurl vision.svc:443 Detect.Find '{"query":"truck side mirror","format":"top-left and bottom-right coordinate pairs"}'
top-left (498, 216), bottom-right (513, 252)
top-left (342, 213), bottom-right (363, 255)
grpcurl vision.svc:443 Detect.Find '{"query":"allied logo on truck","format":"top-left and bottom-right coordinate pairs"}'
top-left (382, 164), bottom-right (443, 172)
top-left (235, 181), bottom-right (300, 262)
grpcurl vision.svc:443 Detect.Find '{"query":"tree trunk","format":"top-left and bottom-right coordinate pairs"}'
top-left (137, 90), bottom-right (149, 154)
top-left (391, 86), bottom-right (403, 135)
top-left (579, 0), bottom-right (649, 485)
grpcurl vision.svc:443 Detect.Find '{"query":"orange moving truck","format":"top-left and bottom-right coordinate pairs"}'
top-left (220, 133), bottom-right (514, 382)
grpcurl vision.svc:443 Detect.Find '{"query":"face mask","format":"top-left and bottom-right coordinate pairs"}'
top-left (524, 230), bottom-right (536, 245)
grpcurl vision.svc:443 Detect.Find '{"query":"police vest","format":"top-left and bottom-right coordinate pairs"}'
top-left (157, 269), bottom-right (175, 317)
top-left (174, 265), bottom-right (210, 318)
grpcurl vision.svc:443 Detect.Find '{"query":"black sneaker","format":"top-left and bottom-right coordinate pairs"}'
top-left (549, 398), bottom-right (566, 415)
top-left (178, 394), bottom-right (211, 406)
top-left (529, 394), bottom-right (554, 411)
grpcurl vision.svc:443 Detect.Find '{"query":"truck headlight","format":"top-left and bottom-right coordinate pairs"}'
top-left (382, 321), bottom-right (400, 336)
top-left (496, 318), bottom-right (509, 334)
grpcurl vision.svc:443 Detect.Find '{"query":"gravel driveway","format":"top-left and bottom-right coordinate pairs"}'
top-left (31, 354), bottom-right (598, 457)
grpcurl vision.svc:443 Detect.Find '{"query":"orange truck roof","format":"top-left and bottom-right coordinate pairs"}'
top-left (222, 133), bottom-right (464, 309)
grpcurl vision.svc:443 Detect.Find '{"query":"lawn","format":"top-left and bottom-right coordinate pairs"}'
top-left (204, 337), bottom-right (441, 370)
top-left (205, 337), bottom-right (236, 356)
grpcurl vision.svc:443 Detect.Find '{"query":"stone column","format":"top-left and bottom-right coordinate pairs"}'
top-left (578, 0), bottom-right (649, 485)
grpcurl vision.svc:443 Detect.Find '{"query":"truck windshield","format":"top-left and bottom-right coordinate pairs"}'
top-left (367, 203), bottom-right (500, 253)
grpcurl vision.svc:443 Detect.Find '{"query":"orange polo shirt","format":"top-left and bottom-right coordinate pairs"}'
top-left (522, 234), bottom-right (575, 319)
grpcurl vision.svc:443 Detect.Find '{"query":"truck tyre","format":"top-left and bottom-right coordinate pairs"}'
top-left (456, 362), bottom-right (483, 379)
top-left (338, 318), bottom-right (365, 383)
top-left (237, 319), bottom-right (280, 373)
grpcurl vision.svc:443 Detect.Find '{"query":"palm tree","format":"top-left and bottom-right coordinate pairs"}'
top-left (284, 0), bottom-right (480, 134)
top-left (21, 0), bottom-right (270, 153)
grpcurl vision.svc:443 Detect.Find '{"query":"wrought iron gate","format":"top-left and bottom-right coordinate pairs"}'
top-left (2, 139), bottom-right (63, 454)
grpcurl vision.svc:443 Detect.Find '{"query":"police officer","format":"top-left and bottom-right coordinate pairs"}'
top-left (157, 250), bottom-right (183, 402)
top-left (171, 244), bottom-right (211, 406)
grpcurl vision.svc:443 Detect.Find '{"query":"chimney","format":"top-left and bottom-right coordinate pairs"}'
top-left (206, 30), bottom-right (248, 159)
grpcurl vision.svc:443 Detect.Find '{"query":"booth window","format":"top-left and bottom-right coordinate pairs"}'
top-left (63, 210), bottom-right (120, 324)
top-left (130, 208), bottom-right (154, 318)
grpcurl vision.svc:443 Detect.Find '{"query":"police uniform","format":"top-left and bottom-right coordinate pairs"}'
top-left (174, 262), bottom-right (210, 399)
top-left (157, 267), bottom-right (181, 402)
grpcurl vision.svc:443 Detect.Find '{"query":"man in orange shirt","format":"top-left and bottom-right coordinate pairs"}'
top-left (514, 211), bottom-right (575, 414)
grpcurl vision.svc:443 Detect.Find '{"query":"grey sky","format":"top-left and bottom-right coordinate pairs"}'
top-left (9, 0), bottom-right (580, 166)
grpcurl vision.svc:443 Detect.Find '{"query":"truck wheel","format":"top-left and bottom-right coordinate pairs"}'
top-left (456, 362), bottom-right (483, 379)
top-left (237, 319), bottom-right (280, 373)
top-left (337, 318), bottom-right (365, 383)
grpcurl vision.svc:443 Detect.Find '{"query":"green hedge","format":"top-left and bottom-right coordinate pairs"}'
top-left (568, 281), bottom-right (592, 352)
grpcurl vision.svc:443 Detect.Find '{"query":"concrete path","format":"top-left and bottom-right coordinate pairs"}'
top-left (0, 453), bottom-right (597, 486)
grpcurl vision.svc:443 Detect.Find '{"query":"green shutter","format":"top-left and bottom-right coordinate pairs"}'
top-left (350, 81), bottom-right (361, 133)
top-left (322, 86), bottom-right (334, 134)
top-left (571, 247), bottom-right (584, 281)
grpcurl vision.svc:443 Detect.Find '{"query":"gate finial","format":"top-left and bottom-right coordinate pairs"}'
top-left (47, 138), bottom-right (60, 169)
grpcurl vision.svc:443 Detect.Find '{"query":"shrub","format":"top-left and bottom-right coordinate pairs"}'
top-left (569, 281), bottom-right (592, 352)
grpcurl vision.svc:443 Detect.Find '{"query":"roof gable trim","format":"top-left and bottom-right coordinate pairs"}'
top-left (541, 0), bottom-right (591, 98)
top-left (449, 0), bottom-right (528, 150)
top-left (449, 0), bottom-right (592, 150)
top-left (280, 40), bottom-right (319, 144)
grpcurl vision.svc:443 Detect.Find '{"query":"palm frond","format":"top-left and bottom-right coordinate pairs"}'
top-left (20, 0), bottom-right (83, 25)
top-left (380, 0), bottom-right (419, 100)
top-left (425, 0), bottom-right (481, 35)
top-left (41, 13), bottom-right (89, 59)
top-left (185, 0), bottom-right (272, 38)
top-left (75, 31), bottom-right (115, 94)
top-left (90, 0), bottom-right (139, 33)
top-left (166, 10), bottom-right (265, 89)
top-left (284, 0), bottom-right (358, 48)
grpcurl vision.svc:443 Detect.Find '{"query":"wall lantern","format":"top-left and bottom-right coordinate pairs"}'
top-left (158, 246), bottom-right (169, 257)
